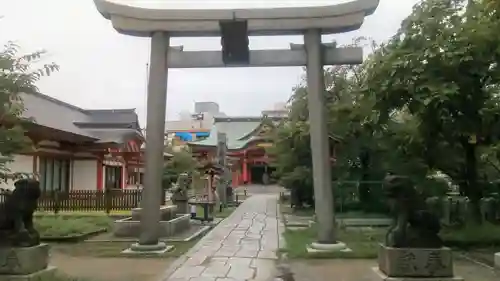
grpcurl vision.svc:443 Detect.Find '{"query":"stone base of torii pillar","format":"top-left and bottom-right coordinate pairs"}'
top-left (122, 242), bottom-right (173, 255)
top-left (306, 241), bottom-right (352, 254)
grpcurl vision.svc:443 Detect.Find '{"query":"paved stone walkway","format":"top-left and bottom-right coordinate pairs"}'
top-left (163, 194), bottom-right (282, 281)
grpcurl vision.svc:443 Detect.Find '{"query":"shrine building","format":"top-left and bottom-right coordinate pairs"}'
top-left (0, 92), bottom-right (150, 192)
top-left (187, 115), bottom-right (285, 186)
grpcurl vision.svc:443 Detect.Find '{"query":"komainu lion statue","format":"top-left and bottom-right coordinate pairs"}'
top-left (170, 173), bottom-right (191, 202)
top-left (383, 174), bottom-right (443, 248)
top-left (0, 178), bottom-right (41, 247)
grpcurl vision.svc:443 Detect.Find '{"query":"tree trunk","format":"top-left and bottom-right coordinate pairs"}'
top-left (463, 140), bottom-right (483, 223)
top-left (358, 149), bottom-right (371, 204)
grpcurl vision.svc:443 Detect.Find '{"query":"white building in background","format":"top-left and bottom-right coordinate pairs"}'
top-left (194, 101), bottom-right (220, 115)
top-left (261, 102), bottom-right (288, 118)
top-left (164, 101), bottom-right (226, 147)
top-left (164, 101), bottom-right (287, 148)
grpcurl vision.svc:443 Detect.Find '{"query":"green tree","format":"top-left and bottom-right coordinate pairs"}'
top-left (162, 147), bottom-right (198, 189)
top-left (272, 34), bottom-right (467, 213)
top-left (271, 38), bottom-right (396, 210)
top-left (364, 0), bottom-right (500, 222)
top-left (0, 41), bottom-right (58, 181)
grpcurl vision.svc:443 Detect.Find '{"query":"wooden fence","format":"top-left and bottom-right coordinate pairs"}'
top-left (38, 189), bottom-right (143, 213)
top-left (0, 189), bottom-right (143, 214)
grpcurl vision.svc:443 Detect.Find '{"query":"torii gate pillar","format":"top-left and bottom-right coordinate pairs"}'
top-left (304, 29), bottom-right (336, 245)
top-left (136, 31), bottom-right (170, 250)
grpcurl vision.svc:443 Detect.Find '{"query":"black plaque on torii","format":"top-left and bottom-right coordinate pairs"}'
top-left (219, 20), bottom-right (250, 65)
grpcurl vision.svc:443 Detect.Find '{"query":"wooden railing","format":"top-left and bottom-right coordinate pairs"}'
top-left (37, 189), bottom-right (143, 213)
top-left (0, 189), bottom-right (143, 214)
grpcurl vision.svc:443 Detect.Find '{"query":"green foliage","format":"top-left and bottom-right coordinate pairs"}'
top-left (0, 41), bottom-right (58, 181)
top-left (440, 222), bottom-right (500, 247)
top-left (282, 223), bottom-right (500, 259)
top-left (282, 225), bottom-right (384, 259)
top-left (34, 215), bottom-right (111, 237)
top-left (365, 0), bottom-right (500, 220)
top-left (271, 38), bottom-right (423, 211)
top-left (271, 0), bottom-right (500, 222)
top-left (162, 147), bottom-right (198, 188)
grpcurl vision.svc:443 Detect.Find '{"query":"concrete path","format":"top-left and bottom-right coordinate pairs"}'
top-left (162, 194), bottom-right (282, 281)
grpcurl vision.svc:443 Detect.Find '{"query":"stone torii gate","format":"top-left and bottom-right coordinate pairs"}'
top-left (94, 0), bottom-right (379, 253)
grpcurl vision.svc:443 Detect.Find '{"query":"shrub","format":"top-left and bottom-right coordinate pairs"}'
top-left (441, 223), bottom-right (500, 248)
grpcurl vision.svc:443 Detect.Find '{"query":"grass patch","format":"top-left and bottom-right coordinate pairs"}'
top-left (215, 206), bottom-right (236, 218)
top-left (460, 247), bottom-right (500, 267)
top-left (441, 222), bottom-right (500, 248)
top-left (35, 215), bottom-right (113, 238)
top-left (279, 201), bottom-right (388, 219)
top-left (51, 239), bottom-right (198, 258)
top-left (283, 222), bottom-right (500, 260)
top-left (336, 212), bottom-right (388, 219)
top-left (282, 225), bottom-right (385, 259)
top-left (279, 202), bottom-right (315, 217)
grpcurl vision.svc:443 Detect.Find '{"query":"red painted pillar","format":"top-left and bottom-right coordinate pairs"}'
top-left (242, 154), bottom-right (248, 184)
top-left (238, 172), bottom-right (242, 186)
top-left (97, 157), bottom-right (103, 191)
top-left (232, 170), bottom-right (239, 187)
top-left (248, 162), bottom-right (252, 184)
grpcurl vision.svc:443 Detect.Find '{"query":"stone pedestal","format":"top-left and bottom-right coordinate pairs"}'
top-left (372, 268), bottom-right (464, 281)
top-left (0, 244), bottom-right (56, 281)
top-left (175, 199), bottom-right (189, 214)
top-left (132, 205), bottom-right (177, 221)
top-left (373, 244), bottom-right (463, 281)
top-left (494, 252), bottom-right (499, 269)
top-left (306, 241), bottom-right (352, 254)
top-left (122, 242), bottom-right (174, 255)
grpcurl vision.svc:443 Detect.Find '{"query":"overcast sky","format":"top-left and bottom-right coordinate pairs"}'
top-left (1, 0), bottom-right (418, 126)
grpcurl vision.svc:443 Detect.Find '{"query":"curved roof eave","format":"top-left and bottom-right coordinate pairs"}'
top-left (93, 0), bottom-right (380, 37)
top-left (237, 120), bottom-right (276, 141)
top-left (189, 138), bottom-right (264, 152)
top-left (187, 142), bottom-right (215, 148)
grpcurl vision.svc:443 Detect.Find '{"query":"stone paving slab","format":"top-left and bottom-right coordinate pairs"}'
top-left (163, 194), bottom-right (280, 281)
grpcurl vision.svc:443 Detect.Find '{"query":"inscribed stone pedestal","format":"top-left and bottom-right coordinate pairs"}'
top-left (0, 244), bottom-right (56, 281)
top-left (378, 244), bottom-right (453, 278)
top-left (372, 267), bottom-right (464, 281)
top-left (0, 244), bottom-right (49, 275)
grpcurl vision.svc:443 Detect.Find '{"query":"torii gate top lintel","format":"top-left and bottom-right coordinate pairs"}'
top-left (94, 0), bottom-right (379, 37)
